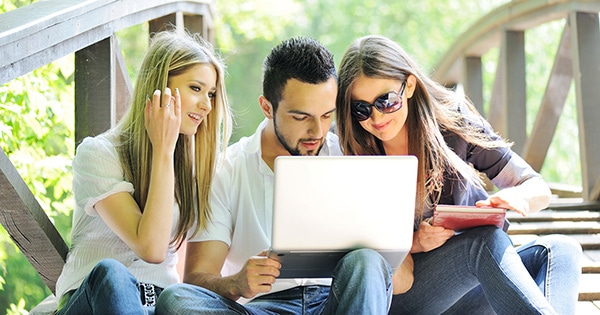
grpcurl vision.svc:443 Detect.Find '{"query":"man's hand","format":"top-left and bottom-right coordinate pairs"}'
top-left (231, 250), bottom-right (281, 299)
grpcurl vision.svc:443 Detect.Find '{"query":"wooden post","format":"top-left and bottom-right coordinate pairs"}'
top-left (464, 56), bottom-right (484, 115)
top-left (523, 23), bottom-right (572, 172)
top-left (75, 36), bottom-right (115, 145)
top-left (570, 11), bottom-right (600, 201)
top-left (501, 30), bottom-right (527, 154)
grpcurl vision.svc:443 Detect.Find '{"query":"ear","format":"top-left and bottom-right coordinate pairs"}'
top-left (405, 74), bottom-right (417, 99)
top-left (259, 95), bottom-right (273, 119)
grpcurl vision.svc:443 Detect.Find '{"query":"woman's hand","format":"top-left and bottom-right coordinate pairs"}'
top-left (144, 87), bottom-right (182, 155)
top-left (412, 220), bottom-right (454, 253)
top-left (476, 192), bottom-right (528, 216)
top-left (476, 177), bottom-right (551, 216)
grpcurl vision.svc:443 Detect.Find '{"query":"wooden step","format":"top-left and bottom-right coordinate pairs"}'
top-left (510, 234), bottom-right (600, 250)
top-left (576, 300), bottom-right (600, 314)
top-left (507, 221), bottom-right (600, 235)
top-left (580, 273), bottom-right (600, 301)
top-left (505, 208), bottom-right (600, 311)
top-left (507, 210), bottom-right (600, 223)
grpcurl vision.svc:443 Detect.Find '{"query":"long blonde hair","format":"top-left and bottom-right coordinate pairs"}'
top-left (336, 35), bottom-right (508, 218)
top-left (115, 30), bottom-right (232, 248)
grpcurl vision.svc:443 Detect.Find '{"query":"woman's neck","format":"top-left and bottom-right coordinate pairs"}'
top-left (382, 128), bottom-right (409, 155)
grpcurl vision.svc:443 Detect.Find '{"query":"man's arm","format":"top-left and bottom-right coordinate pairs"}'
top-left (183, 240), bottom-right (281, 301)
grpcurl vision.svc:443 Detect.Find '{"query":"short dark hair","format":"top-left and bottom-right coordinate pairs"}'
top-left (262, 36), bottom-right (337, 111)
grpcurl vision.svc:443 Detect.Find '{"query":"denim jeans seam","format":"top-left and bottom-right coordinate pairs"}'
top-left (540, 242), bottom-right (553, 303)
top-left (483, 238), bottom-right (548, 313)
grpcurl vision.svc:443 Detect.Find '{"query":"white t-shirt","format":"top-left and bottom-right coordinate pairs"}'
top-left (190, 119), bottom-right (343, 301)
top-left (55, 132), bottom-right (180, 300)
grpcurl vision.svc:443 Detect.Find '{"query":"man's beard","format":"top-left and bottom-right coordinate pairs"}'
top-left (273, 115), bottom-right (323, 156)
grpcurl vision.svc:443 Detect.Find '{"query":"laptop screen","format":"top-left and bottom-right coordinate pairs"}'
top-left (270, 155), bottom-right (417, 278)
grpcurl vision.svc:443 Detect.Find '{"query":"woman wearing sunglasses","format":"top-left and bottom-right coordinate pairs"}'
top-left (336, 35), bottom-right (581, 315)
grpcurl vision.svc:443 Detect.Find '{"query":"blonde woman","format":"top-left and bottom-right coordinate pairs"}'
top-left (55, 30), bottom-right (232, 314)
top-left (336, 35), bottom-right (581, 315)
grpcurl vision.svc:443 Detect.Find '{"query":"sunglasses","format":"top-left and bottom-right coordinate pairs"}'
top-left (350, 82), bottom-right (406, 121)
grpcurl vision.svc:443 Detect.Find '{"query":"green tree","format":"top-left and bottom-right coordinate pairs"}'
top-left (1, 2), bottom-right (72, 314)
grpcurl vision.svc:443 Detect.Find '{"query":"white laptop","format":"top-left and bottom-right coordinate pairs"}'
top-left (269, 155), bottom-right (417, 278)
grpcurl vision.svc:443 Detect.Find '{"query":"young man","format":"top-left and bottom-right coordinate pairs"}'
top-left (156, 37), bottom-right (395, 314)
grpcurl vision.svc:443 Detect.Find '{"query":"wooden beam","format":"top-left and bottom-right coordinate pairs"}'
top-left (570, 11), bottom-right (600, 201)
top-left (464, 56), bottom-right (484, 114)
top-left (150, 13), bottom-right (179, 34)
top-left (75, 37), bottom-right (114, 144)
top-left (432, 0), bottom-right (600, 84)
top-left (487, 51), bottom-right (505, 135)
top-left (523, 23), bottom-right (573, 171)
top-left (184, 14), bottom-right (213, 42)
top-left (114, 38), bottom-right (132, 124)
top-left (502, 30), bottom-right (527, 154)
top-left (0, 150), bottom-right (68, 293)
top-left (0, 0), bottom-right (214, 85)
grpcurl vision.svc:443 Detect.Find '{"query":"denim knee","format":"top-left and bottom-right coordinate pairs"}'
top-left (344, 248), bottom-right (385, 266)
top-left (338, 248), bottom-right (391, 276)
top-left (156, 283), bottom-right (187, 304)
top-left (538, 234), bottom-right (582, 257)
top-left (86, 258), bottom-right (137, 290)
top-left (156, 283), bottom-right (236, 314)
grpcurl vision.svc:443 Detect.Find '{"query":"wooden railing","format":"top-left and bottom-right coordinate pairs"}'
top-left (432, 0), bottom-right (600, 203)
top-left (0, 0), bottom-right (214, 294)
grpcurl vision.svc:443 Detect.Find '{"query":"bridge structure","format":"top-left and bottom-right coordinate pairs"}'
top-left (433, 0), bottom-right (600, 312)
top-left (1, 0), bottom-right (600, 313)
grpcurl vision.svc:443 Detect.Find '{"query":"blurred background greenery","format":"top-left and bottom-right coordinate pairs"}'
top-left (0, 0), bottom-right (581, 312)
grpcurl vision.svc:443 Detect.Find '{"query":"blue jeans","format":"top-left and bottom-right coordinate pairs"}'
top-left (388, 227), bottom-right (581, 315)
top-left (156, 248), bottom-right (393, 314)
top-left (441, 234), bottom-right (582, 315)
top-left (57, 258), bottom-right (156, 315)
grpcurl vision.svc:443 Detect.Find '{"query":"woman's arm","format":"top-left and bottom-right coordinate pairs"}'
top-left (477, 176), bottom-right (551, 216)
top-left (95, 88), bottom-right (182, 263)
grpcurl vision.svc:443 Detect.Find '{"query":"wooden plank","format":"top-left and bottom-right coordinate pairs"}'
top-left (585, 250), bottom-right (600, 262)
top-left (570, 235), bottom-right (600, 250)
top-left (464, 56), bottom-right (484, 114)
top-left (185, 13), bottom-right (213, 42)
top-left (511, 234), bottom-right (600, 250)
top-left (487, 51), bottom-right (504, 134)
top-left (432, 0), bottom-right (600, 84)
top-left (548, 200), bottom-right (600, 210)
top-left (0, 0), bottom-right (213, 85)
top-left (522, 22), bottom-right (572, 172)
top-left (570, 11), bottom-right (600, 201)
top-left (75, 36), bottom-right (114, 142)
top-left (580, 273), bottom-right (600, 300)
top-left (576, 301), bottom-right (600, 314)
top-left (508, 221), bottom-right (600, 235)
top-left (114, 38), bottom-right (132, 124)
top-left (0, 150), bottom-right (68, 294)
top-left (150, 13), bottom-right (179, 34)
top-left (507, 210), bottom-right (600, 222)
top-left (580, 255), bottom-right (600, 273)
top-left (502, 30), bottom-right (527, 155)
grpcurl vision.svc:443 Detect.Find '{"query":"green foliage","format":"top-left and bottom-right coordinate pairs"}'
top-left (115, 23), bottom-right (150, 83)
top-left (1, 3), bottom-right (73, 312)
top-left (214, 0), bottom-right (511, 142)
top-left (0, 56), bottom-right (74, 312)
top-left (214, 0), bottom-right (580, 186)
